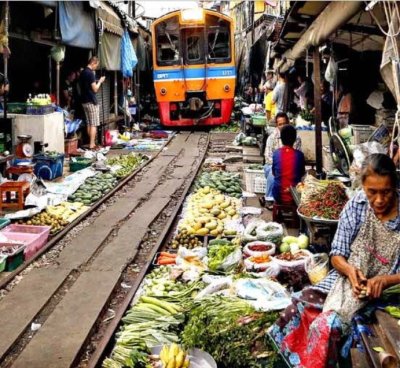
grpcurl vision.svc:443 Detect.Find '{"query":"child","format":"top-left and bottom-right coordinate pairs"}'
top-left (272, 124), bottom-right (305, 204)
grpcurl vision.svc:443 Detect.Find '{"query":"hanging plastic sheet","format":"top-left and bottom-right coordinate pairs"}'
top-left (100, 33), bottom-right (121, 71)
top-left (59, 2), bottom-right (96, 49)
top-left (121, 30), bottom-right (137, 77)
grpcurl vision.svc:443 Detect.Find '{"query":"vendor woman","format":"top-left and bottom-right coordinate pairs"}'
top-left (269, 153), bottom-right (400, 368)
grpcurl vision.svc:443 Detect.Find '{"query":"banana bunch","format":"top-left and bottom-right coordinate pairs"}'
top-left (180, 187), bottom-right (241, 236)
top-left (159, 343), bottom-right (190, 368)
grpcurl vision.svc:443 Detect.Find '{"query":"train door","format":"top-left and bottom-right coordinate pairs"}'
top-left (181, 27), bottom-right (207, 114)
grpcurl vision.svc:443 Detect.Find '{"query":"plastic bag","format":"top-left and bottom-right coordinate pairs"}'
top-left (243, 219), bottom-right (266, 243)
top-left (195, 276), bottom-right (233, 299)
top-left (305, 253), bottom-right (329, 285)
top-left (255, 222), bottom-right (283, 245)
top-left (324, 57), bottom-right (337, 84)
top-left (217, 247), bottom-right (242, 273)
top-left (244, 257), bottom-right (280, 276)
top-left (234, 278), bottom-right (291, 311)
top-left (349, 141), bottom-right (387, 189)
top-left (243, 241), bottom-right (276, 258)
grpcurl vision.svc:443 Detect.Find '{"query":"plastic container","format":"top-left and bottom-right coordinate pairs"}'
top-left (26, 105), bottom-right (54, 115)
top-left (33, 153), bottom-right (64, 180)
top-left (7, 102), bottom-right (27, 114)
top-left (69, 157), bottom-right (93, 172)
top-left (0, 218), bottom-right (10, 230)
top-left (0, 244), bottom-right (26, 271)
top-left (64, 138), bottom-right (78, 157)
top-left (0, 254), bottom-right (6, 272)
top-left (1, 224), bottom-right (51, 260)
top-left (244, 167), bottom-right (266, 194)
top-left (350, 125), bottom-right (375, 144)
top-left (251, 115), bottom-right (267, 127)
top-left (243, 241), bottom-right (276, 258)
top-left (305, 253), bottom-right (329, 285)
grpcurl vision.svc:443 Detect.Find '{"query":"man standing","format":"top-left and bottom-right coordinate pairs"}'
top-left (271, 71), bottom-right (288, 113)
top-left (80, 57), bottom-right (105, 149)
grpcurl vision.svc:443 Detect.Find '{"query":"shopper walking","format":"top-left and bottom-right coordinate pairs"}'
top-left (79, 56), bottom-right (105, 149)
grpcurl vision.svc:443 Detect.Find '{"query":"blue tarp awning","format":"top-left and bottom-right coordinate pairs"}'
top-left (59, 1), bottom-right (96, 49)
top-left (121, 30), bottom-right (137, 77)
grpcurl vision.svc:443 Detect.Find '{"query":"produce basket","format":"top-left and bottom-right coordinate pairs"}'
top-left (26, 105), bottom-right (54, 115)
top-left (1, 224), bottom-right (51, 260)
top-left (297, 208), bottom-right (339, 225)
top-left (0, 254), bottom-right (6, 272)
top-left (244, 167), bottom-right (266, 194)
top-left (251, 114), bottom-right (267, 127)
top-left (69, 157), bottom-right (93, 172)
top-left (33, 153), bottom-right (64, 180)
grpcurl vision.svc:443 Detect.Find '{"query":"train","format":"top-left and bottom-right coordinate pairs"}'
top-left (151, 8), bottom-right (236, 127)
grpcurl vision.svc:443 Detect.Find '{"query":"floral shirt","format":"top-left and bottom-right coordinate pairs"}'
top-left (264, 128), bottom-right (302, 165)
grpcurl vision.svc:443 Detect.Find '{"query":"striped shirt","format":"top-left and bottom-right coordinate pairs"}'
top-left (315, 190), bottom-right (400, 293)
top-left (272, 146), bottom-right (305, 203)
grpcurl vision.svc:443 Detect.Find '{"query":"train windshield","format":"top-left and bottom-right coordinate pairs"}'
top-left (156, 16), bottom-right (180, 66)
top-left (206, 15), bottom-right (230, 63)
top-left (184, 28), bottom-right (204, 64)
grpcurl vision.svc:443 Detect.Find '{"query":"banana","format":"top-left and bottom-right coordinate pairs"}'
top-left (166, 356), bottom-right (176, 368)
top-left (175, 350), bottom-right (185, 368)
top-left (183, 357), bottom-right (190, 368)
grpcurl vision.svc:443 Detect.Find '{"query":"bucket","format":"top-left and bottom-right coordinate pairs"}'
top-left (305, 253), bottom-right (329, 285)
top-left (105, 130), bottom-right (119, 146)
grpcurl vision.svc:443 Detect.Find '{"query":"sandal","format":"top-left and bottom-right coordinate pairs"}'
top-left (259, 196), bottom-right (266, 207)
top-left (265, 201), bottom-right (274, 211)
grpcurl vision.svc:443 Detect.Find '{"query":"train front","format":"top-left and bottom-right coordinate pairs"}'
top-left (152, 8), bottom-right (236, 127)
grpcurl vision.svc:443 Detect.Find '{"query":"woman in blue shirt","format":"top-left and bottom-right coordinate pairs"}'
top-left (269, 153), bottom-right (400, 368)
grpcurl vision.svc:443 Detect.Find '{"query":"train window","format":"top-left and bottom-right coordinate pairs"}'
top-left (208, 31), bottom-right (229, 60)
top-left (206, 15), bottom-right (231, 63)
top-left (156, 17), bottom-right (180, 66)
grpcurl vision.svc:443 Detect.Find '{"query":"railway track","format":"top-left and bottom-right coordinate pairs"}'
top-left (0, 131), bottom-right (220, 368)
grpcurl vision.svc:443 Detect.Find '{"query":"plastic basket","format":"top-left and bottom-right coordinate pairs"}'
top-left (69, 157), bottom-right (93, 172)
top-left (0, 218), bottom-right (10, 230)
top-left (244, 168), bottom-right (266, 194)
top-left (0, 255), bottom-right (6, 272)
top-left (33, 153), bottom-right (64, 180)
top-left (0, 244), bottom-right (25, 271)
top-left (26, 105), bottom-right (54, 115)
top-left (1, 224), bottom-right (51, 260)
top-left (251, 115), bottom-right (267, 127)
top-left (8, 102), bottom-right (27, 114)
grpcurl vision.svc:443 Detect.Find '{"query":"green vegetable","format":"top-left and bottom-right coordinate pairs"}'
top-left (384, 306), bottom-right (400, 318)
top-left (182, 296), bottom-right (279, 368)
top-left (140, 296), bottom-right (180, 314)
top-left (208, 242), bottom-right (238, 272)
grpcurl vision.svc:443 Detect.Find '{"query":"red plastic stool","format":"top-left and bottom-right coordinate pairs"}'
top-left (272, 202), bottom-right (299, 228)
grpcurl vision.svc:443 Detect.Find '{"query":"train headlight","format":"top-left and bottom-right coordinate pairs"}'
top-left (160, 88), bottom-right (167, 96)
top-left (224, 84), bottom-right (230, 92)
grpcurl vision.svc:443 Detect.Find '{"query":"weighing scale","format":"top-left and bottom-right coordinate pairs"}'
top-left (15, 135), bottom-right (33, 159)
top-left (329, 133), bottom-right (352, 176)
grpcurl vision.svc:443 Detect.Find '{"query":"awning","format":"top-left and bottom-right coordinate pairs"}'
top-left (97, 2), bottom-right (123, 37)
top-left (99, 32), bottom-right (121, 71)
top-left (279, 1), bottom-right (362, 72)
top-left (59, 1), bottom-right (96, 49)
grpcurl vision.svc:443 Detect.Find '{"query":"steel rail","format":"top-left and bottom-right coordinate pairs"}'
top-left (0, 135), bottom-right (175, 291)
top-left (84, 133), bottom-right (210, 368)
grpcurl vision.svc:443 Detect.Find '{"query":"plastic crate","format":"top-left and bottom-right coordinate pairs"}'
top-left (0, 255), bottom-right (6, 272)
top-left (244, 168), bottom-right (266, 194)
top-left (0, 218), bottom-right (10, 230)
top-left (33, 153), bottom-right (64, 180)
top-left (7, 102), bottom-right (26, 114)
top-left (69, 157), bottom-right (93, 172)
top-left (0, 244), bottom-right (25, 271)
top-left (350, 125), bottom-right (375, 145)
top-left (1, 224), bottom-right (51, 260)
top-left (26, 105), bottom-right (54, 115)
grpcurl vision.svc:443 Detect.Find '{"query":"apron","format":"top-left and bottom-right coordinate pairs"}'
top-left (323, 208), bottom-right (400, 325)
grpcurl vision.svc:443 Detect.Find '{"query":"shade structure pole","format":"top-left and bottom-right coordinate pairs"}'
top-left (56, 61), bottom-right (60, 106)
top-left (313, 48), bottom-right (323, 175)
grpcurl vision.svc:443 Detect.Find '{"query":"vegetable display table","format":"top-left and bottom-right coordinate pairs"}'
top-left (290, 186), bottom-right (337, 251)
